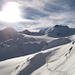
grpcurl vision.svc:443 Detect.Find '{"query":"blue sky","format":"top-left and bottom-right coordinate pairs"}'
top-left (0, 0), bottom-right (75, 31)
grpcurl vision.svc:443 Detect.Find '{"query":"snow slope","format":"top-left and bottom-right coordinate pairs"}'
top-left (0, 25), bottom-right (73, 61)
top-left (42, 25), bottom-right (75, 37)
top-left (0, 40), bottom-right (75, 75)
top-left (0, 27), bottom-right (47, 61)
top-left (0, 25), bottom-right (75, 75)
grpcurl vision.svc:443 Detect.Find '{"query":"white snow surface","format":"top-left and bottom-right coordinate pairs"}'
top-left (0, 25), bottom-right (75, 75)
top-left (0, 40), bottom-right (75, 75)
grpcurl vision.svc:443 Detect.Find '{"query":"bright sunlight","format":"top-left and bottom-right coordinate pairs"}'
top-left (0, 2), bottom-right (23, 23)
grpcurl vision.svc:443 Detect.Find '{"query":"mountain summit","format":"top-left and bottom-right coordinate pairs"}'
top-left (41, 25), bottom-right (75, 37)
top-left (0, 27), bottom-right (18, 42)
top-left (2, 27), bottom-right (17, 33)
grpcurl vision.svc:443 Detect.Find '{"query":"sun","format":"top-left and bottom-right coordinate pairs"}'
top-left (0, 2), bottom-right (23, 23)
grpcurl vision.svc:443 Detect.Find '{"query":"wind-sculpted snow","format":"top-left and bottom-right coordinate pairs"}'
top-left (18, 52), bottom-right (52, 75)
top-left (12, 42), bottom-right (75, 75)
top-left (42, 38), bottom-right (71, 50)
top-left (0, 41), bottom-right (75, 75)
top-left (45, 41), bottom-right (75, 75)
top-left (9, 48), bottom-right (59, 75)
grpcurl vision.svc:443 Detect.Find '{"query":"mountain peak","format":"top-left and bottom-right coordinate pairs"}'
top-left (46, 25), bottom-right (75, 37)
top-left (0, 27), bottom-right (18, 42)
top-left (54, 25), bottom-right (69, 28)
top-left (2, 27), bottom-right (17, 32)
top-left (40, 25), bottom-right (75, 37)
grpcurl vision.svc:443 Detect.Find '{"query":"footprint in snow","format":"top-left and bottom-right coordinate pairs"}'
top-left (15, 65), bottom-right (20, 70)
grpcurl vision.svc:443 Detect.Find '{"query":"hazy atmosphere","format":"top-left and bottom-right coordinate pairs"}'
top-left (0, 0), bottom-right (75, 31)
top-left (0, 0), bottom-right (75, 75)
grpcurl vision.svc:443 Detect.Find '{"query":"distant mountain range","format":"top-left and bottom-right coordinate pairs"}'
top-left (20, 25), bottom-right (75, 37)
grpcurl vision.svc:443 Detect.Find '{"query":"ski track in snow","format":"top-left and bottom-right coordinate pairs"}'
top-left (46, 41), bottom-right (75, 75)
top-left (9, 41), bottom-right (75, 75)
top-left (10, 58), bottom-right (29, 75)
top-left (0, 41), bottom-right (74, 75)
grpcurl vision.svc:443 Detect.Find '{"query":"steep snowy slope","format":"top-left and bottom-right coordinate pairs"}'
top-left (0, 35), bottom-right (47, 61)
top-left (0, 35), bottom-right (71, 61)
top-left (0, 27), bottom-right (47, 61)
top-left (18, 41), bottom-right (75, 75)
top-left (42, 25), bottom-right (75, 37)
top-left (0, 39), bottom-right (75, 75)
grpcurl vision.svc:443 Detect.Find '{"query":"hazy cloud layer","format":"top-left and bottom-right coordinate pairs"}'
top-left (0, 0), bottom-right (75, 31)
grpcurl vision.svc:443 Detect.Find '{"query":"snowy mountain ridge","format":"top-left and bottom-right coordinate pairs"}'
top-left (0, 25), bottom-right (75, 75)
top-left (0, 25), bottom-right (74, 61)
top-left (21, 25), bottom-right (75, 37)
top-left (40, 25), bottom-right (75, 37)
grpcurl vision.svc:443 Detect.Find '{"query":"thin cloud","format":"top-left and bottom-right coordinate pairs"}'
top-left (0, 0), bottom-right (75, 31)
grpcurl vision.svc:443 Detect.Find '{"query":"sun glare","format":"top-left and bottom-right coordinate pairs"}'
top-left (0, 2), bottom-right (22, 23)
